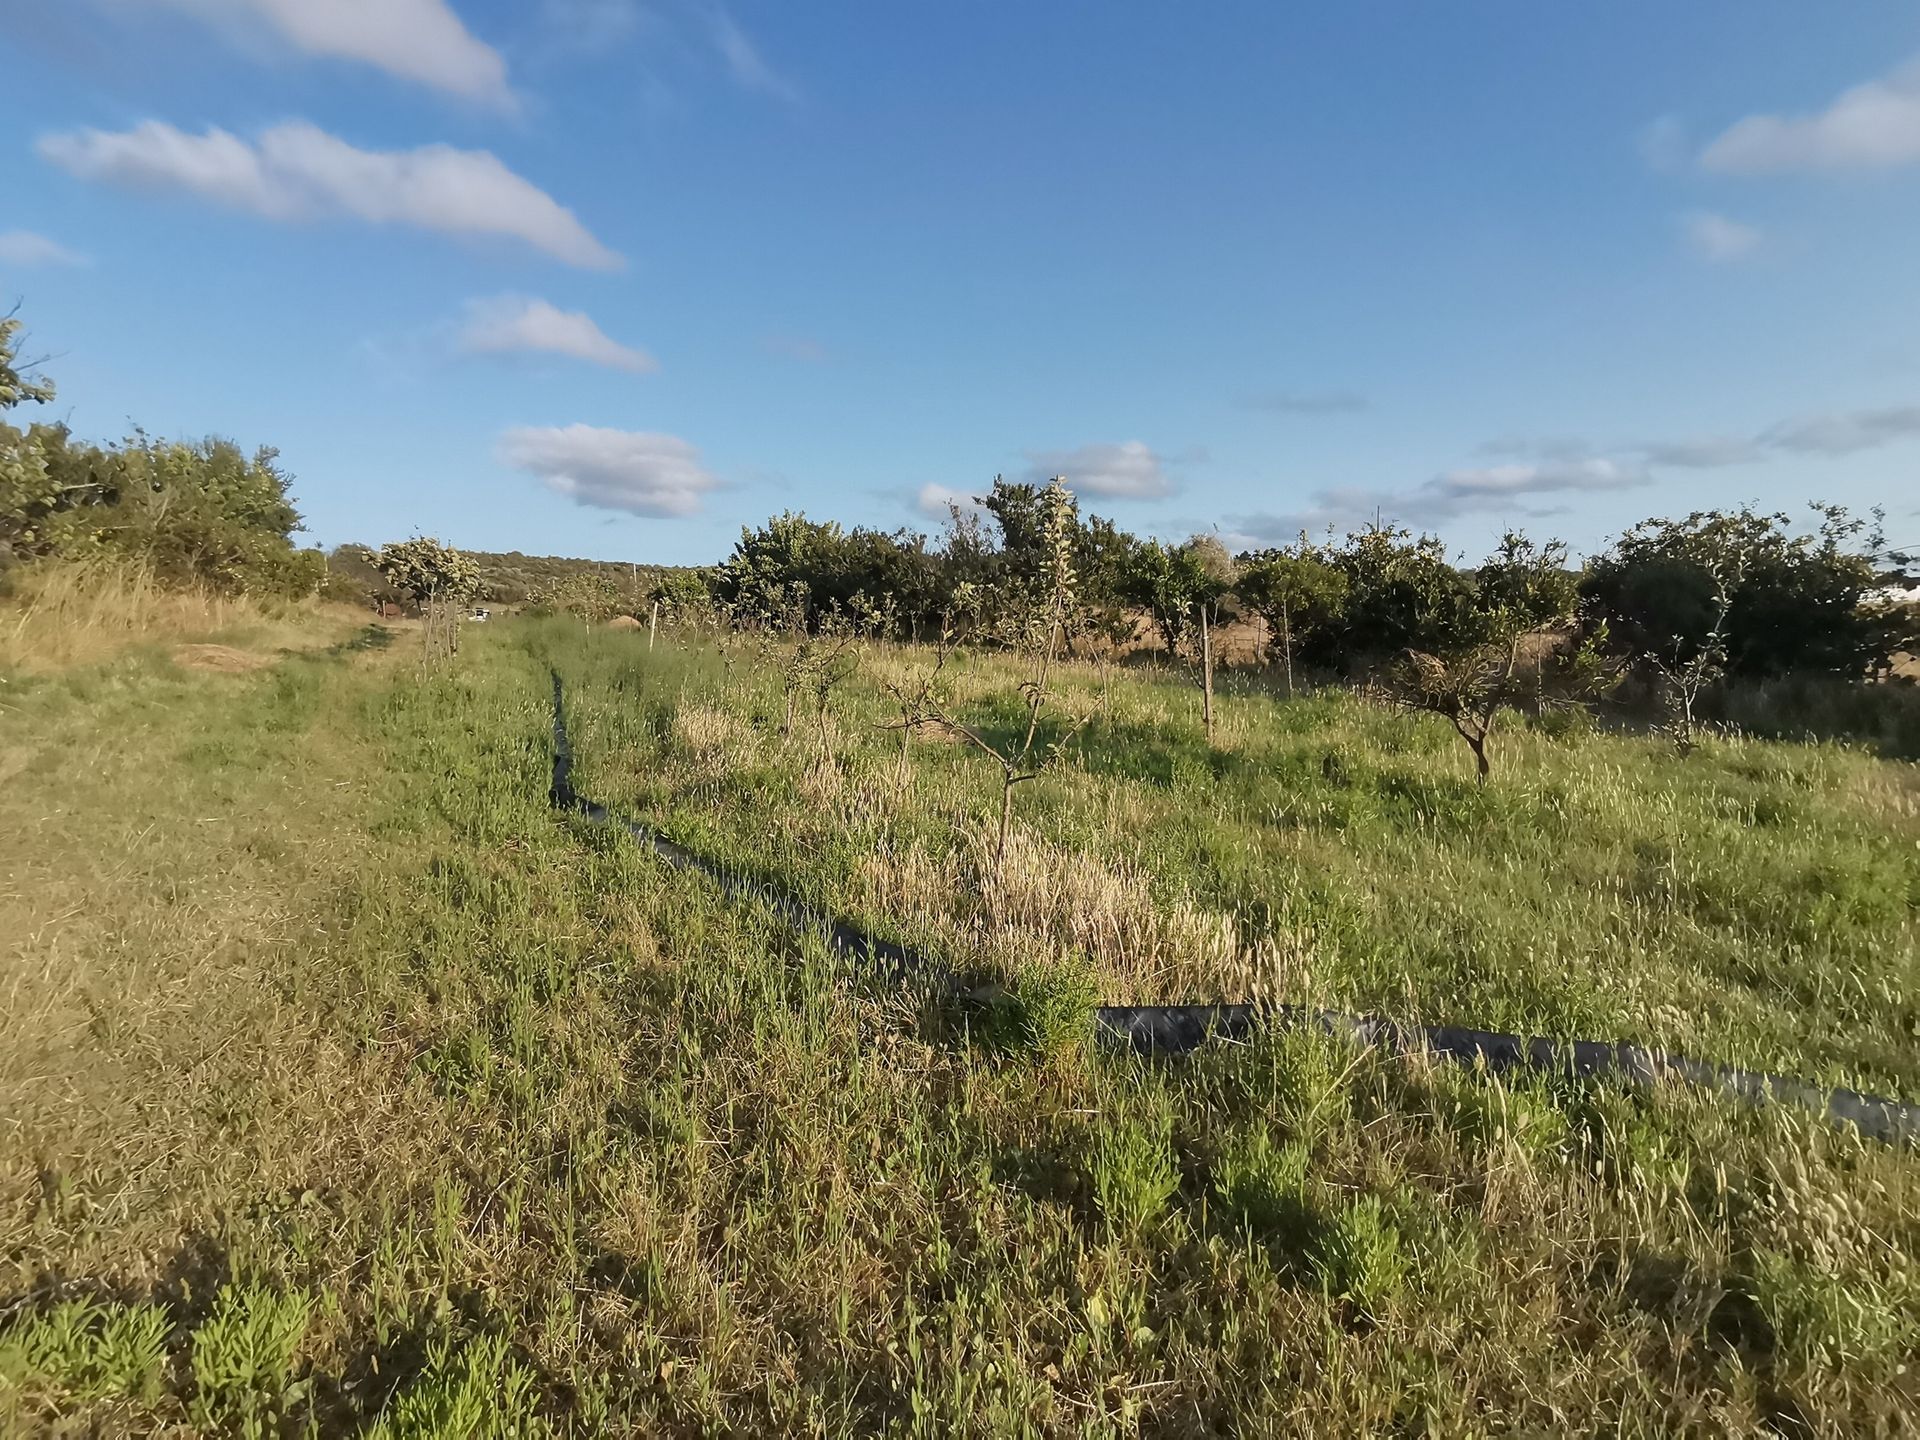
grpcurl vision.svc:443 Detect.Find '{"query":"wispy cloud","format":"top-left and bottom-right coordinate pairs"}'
top-left (1763, 404), bottom-right (1920, 457)
top-left (709, 6), bottom-right (796, 99)
top-left (538, 0), bottom-right (648, 52)
top-left (457, 296), bottom-right (656, 373)
top-left (499, 424), bottom-right (719, 516)
top-left (38, 120), bottom-right (621, 269)
top-left (127, 0), bottom-right (513, 108)
top-left (1224, 459), bottom-right (1644, 549)
top-left (1023, 440), bottom-right (1175, 499)
top-left (1221, 391), bottom-right (1920, 547)
top-left (1639, 113), bottom-right (1690, 172)
top-left (1635, 436), bottom-right (1768, 469)
top-left (1681, 209), bottom-right (1762, 263)
top-left (762, 333), bottom-right (827, 364)
top-left (1232, 388), bottom-right (1367, 415)
top-left (0, 229), bottom-right (89, 267)
top-left (915, 482), bottom-right (981, 519)
top-left (1701, 53), bottom-right (1920, 173)
top-left (1425, 457), bottom-right (1649, 508)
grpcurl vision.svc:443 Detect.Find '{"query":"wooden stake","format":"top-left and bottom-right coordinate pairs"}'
top-left (648, 599), bottom-right (659, 652)
top-left (1200, 604), bottom-right (1215, 740)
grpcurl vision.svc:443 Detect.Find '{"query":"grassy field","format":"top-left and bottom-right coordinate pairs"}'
top-left (4, 613), bottom-right (1919, 1434)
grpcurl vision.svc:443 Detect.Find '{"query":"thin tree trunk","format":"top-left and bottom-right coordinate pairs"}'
top-left (1200, 605), bottom-right (1215, 740)
top-left (997, 777), bottom-right (1016, 866)
top-left (1281, 603), bottom-right (1293, 699)
top-left (1466, 731), bottom-right (1490, 784)
top-left (1021, 617), bottom-right (1063, 756)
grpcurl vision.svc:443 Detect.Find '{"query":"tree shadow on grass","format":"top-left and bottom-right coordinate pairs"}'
top-left (323, 623), bottom-right (396, 658)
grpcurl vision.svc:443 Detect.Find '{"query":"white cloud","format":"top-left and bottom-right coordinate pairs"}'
top-left (1763, 404), bottom-right (1920, 457)
top-left (37, 120), bottom-right (620, 269)
top-left (1682, 209), bottom-right (1762, 263)
top-left (710, 6), bottom-right (796, 99)
top-left (0, 229), bottom-right (88, 267)
top-left (458, 296), bottom-right (656, 373)
top-left (499, 424), bottom-right (718, 516)
top-left (1701, 54), bottom-right (1920, 173)
top-left (129, 0), bottom-right (512, 107)
top-left (1232, 388), bottom-right (1367, 414)
top-left (1024, 440), bottom-right (1174, 499)
top-left (916, 482), bottom-right (981, 519)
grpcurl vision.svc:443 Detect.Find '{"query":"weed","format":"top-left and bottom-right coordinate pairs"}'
top-left (1312, 1194), bottom-right (1407, 1320)
top-left (1090, 1109), bottom-right (1182, 1236)
top-left (0, 1298), bottom-right (171, 1404)
top-left (189, 1282), bottom-right (312, 1436)
top-left (371, 1332), bottom-right (548, 1439)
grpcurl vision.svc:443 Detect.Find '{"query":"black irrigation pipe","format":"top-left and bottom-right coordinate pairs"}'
top-left (548, 670), bottom-right (1920, 1146)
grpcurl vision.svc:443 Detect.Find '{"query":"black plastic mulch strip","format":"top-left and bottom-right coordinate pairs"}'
top-left (549, 670), bottom-right (1920, 1146)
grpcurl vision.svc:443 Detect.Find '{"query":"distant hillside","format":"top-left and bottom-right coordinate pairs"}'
top-left (459, 550), bottom-right (699, 606)
top-left (325, 546), bottom-right (703, 608)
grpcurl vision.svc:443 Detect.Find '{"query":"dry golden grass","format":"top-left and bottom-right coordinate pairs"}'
top-left (0, 559), bottom-right (362, 673)
top-left (848, 821), bottom-right (1312, 1003)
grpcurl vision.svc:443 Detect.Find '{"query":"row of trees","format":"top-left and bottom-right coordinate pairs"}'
top-left (1, 315), bottom-right (323, 597)
top-left (691, 477), bottom-right (1913, 687)
top-left (522, 478), bottom-right (1906, 785)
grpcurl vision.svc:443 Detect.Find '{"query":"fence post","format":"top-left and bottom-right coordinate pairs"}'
top-left (1201, 604), bottom-right (1215, 740)
top-left (649, 600), bottom-right (659, 652)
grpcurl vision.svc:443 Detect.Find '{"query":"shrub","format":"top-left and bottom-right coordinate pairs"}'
top-left (1582, 504), bottom-right (1911, 679)
top-left (1006, 952), bottom-right (1099, 1055)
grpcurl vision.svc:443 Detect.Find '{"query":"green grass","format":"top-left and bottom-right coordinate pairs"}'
top-left (3, 615), bottom-right (1918, 1433)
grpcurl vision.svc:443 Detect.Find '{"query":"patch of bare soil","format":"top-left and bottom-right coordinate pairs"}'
top-left (171, 643), bottom-right (275, 673)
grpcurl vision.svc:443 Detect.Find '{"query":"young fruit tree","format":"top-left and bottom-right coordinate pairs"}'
top-left (537, 571), bottom-right (625, 629)
top-left (1391, 533), bottom-right (1603, 783)
top-left (883, 479), bottom-right (1092, 867)
top-left (374, 536), bottom-right (479, 663)
top-left (1118, 534), bottom-right (1235, 736)
top-left (1641, 562), bottom-right (1737, 757)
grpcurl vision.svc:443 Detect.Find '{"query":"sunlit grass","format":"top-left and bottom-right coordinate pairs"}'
top-left (2, 614), bottom-right (1916, 1433)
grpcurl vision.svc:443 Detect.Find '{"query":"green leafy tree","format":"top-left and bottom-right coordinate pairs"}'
top-left (1118, 536), bottom-right (1231, 659)
top-left (374, 537), bottom-right (480, 609)
top-left (1582, 504), bottom-right (1908, 679)
top-left (1235, 539), bottom-right (1350, 695)
top-left (1317, 524), bottom-right (1481, 665)
top-left (536, 570), bottom-right (625, 626)
top-left (1, 316), bottom-right (64, 570)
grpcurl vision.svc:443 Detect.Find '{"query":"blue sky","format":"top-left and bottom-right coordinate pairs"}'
top-left (3, 1), bottom-right (1918, 565)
